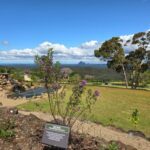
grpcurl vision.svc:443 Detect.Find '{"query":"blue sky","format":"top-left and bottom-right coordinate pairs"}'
top-left (0, 0), bottom-right (150, 64)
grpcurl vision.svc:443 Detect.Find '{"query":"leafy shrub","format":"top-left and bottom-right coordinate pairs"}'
top-left (133, 32), bottom-right (145, 41)
top-left (130, 109), bottom-right (139, 129)
top-left (0, 129), bottom-right (15, 138)
top-left (132, 39), bottom-right (140, 44)
top-left (35, 49), bottom-right (100, 133)
top-left (0, 118), bottom-right (15, 139)
top-left (108, 142), bottom-right (118, 150)
top-left (147, 31), bottom-right (150, 40)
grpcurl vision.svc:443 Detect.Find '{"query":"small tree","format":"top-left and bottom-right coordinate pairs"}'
top-left (35, 48), bottom-right (100, 134)
top-left (95, 37), bottom-right (129, 88)
top-left (108, 142), bottom-right (119, 150)
top-left (130, 109), bottom-right (139, 129)
top-left (126, 31), bottom-right (150, 89)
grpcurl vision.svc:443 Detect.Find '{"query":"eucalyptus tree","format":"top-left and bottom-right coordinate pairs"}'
top-left (95, 37), bottom-right (129, 88)
top-left (95, 30), bottom-right (150, 89)
top-left (126, 47), bottom-right (150, 88)
top-left (126, 31), bottom-right (150, 88)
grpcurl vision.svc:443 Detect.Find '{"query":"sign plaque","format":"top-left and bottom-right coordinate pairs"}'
top-left (42, 123), bottom-right (70, 149)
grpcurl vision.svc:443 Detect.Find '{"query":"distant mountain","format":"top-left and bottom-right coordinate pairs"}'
top-left (78, 61), bottom-right (86, 65)
top-left (0, 63), bottom-right (107, 69)
top-left (62, 64), bottom-right (107, 69)
top-left (0, 64), bottom-right (37, 69)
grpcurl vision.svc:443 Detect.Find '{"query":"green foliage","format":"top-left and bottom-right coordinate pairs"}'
top-left (11, 68), bottom-right (24, 82)
top-left (126, 47), bottom-right (149, 88)
top-left (126, 39), bottom-right (131, 43)
top-left (130, 109), bottom-right (139, 128)
top-left (94, 37), bottom-right (128, 88)
top-left (95, 30), bottom-right (150, 89)
top-left (147, 31), bottom-right (150, 41)
top-left (0, 66), bottom-right (14, 73)
top-left (0, 67), bottom-right (6, 73)
top-left (0, 119), bottom-right (15, 130)
top-left (35, 48), bottom-right (54, 83)
top-left (0, 118), bottom-right (15, 139)
top-left (132, 32), bottom-right (145, 44)
top-left (63, 82), bottom-right (99, 127)
top-left (30, 68), bottom-right (43, 82)
top-left (35, 49), bottom-right (100, 130)
top-left (95, 37), bottom-right (124, 61)
top-left (141, 70), bottom-right (150, 86)
top-left (70, 66), bottom-right (124, 81)
top-left (0, 129), bottom-right (15, 139)
top-left (132, 40), bottom-right (140, 44)
top-left (69, 73), bottom-right (81, 83)
top-left (108, 142), bottom-right (119, 150)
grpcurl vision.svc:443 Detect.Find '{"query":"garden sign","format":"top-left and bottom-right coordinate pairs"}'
top-left (42, 123), bottom-right (70, 149)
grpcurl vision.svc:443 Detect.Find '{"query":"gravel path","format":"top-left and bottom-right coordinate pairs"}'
top-left (20, 111), bottom-right (150, 150)
top-left (0, 91), bottom-right (44, 107)
top-left (0, 91), bottom-right (28, 107)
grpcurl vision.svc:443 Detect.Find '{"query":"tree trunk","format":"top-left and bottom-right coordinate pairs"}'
top-left (131, 71), bottom-right (135, 89)
top-left (135, 72), bottom-right (140, 89)
top-left (121, 64), bottom-right (129, 88)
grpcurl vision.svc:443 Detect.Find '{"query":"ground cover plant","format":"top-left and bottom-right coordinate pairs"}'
top-left (0, 110), bottom-right (15, 139)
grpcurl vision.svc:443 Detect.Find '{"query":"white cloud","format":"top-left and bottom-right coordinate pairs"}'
top-left (0, 40), bottom-right (100, 64)
top-left (80, 40), bottom-right (100, 49)
top-left (0, 31), bottom-right (150, 64)
top-left (120, 34), bottom-right (133, 42)
top-left (146, 29), bottom-right (150, 32)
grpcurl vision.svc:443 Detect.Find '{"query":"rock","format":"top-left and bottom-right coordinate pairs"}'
top-left (8, 108), bottom-right (18, 114)
top-left (128, 130), bottom-right (146, 139)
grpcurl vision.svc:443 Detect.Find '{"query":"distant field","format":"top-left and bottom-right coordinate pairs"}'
top-left (18, 86), bottom-right (150, 137)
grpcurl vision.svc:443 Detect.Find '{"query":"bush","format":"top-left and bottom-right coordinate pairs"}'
top-left (0, 118), bottom-right (15, 139)
top-left (108, 142), bottom-right (119, 150)
top-left (133, 32), bottom-right (145, 41)
top-left (35, 49), bottom-right (101, 135)
top-left (0, 129), bottom-right (15, 138)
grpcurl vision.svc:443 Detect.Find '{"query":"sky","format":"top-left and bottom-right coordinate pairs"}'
top-left (0, 0), bottom-right (150, 64)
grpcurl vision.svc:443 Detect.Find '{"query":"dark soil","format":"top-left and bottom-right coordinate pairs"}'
top-left (0, 107), bottom-right (137, 150)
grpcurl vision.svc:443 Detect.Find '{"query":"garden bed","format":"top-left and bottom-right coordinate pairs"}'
top-left (0, 107), bottom-right (137, 150)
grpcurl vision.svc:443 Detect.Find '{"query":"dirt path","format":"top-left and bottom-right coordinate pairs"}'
top-left (0, 91), bottom-right (28, 107)
top-left (19, 111), bottom-right (150, 150)
top-left (0, 90), bottom-right (46, 107)
top-left (0, 88), bottom-right (62, 107)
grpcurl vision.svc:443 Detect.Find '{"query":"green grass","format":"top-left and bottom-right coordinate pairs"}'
top-left (17, 85), bottom-right (150, 137)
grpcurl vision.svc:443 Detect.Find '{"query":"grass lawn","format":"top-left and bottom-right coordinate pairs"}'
top-left (17, 86), bottom-right (150, 137)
